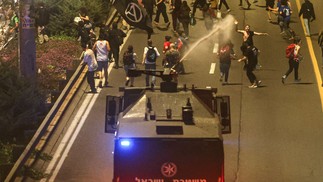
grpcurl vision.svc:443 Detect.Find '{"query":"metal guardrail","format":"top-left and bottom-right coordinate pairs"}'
top-left (5, 9), bottom-right (119, 182)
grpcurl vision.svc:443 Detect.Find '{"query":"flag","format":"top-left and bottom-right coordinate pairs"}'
top-left (111, 0), bottom-right (153, 34)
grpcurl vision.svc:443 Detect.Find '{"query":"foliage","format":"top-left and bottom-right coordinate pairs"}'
top-left (36, 0), bottom-right (112, 36)
top-left (22, 166), bottom-right (49, 180)
top-left (36, 39), bottom-right (82, 91)
top-left (0, 142), bottom-right (13, 164)
top-left (0, 61), bottom-right (45, 142)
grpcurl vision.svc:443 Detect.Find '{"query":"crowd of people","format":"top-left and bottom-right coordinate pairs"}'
top-left (64, 0), bottom-right (323, 92)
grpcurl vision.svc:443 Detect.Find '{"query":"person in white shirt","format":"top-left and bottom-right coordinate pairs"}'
top-left (81, 42), bottom-right (98, 93)
top-left (93, 34), bottom-right (111, 87)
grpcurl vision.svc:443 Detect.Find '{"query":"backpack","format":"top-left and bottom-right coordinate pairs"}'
top-left (219, 45), bottom-right (231, 62)
top-left (286, 44), bottom-right (296, 58)
top-left (179, 7), bottom-right (190, 20)
top-left (123, 52), bottom-right (134, 65)
top-left (146, 47), bottom-right (157, 63)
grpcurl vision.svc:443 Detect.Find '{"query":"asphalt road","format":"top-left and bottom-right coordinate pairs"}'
top-left (39, 1), bottom-right (323, 182)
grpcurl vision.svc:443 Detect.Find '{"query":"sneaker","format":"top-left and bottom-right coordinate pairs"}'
top-left (281, 76), bottom-right (285, 84)
top-left (226, 9), bottom-right (231, 13)
top-left (248, 84), bottom-right (257, 88)
top-left (98, 81), bottom-right (103, 88)
top-left (125, 80), bottom-right (130, 86)
top-left (280, 31), bottom-right (285, 34)
top-left (267, 19), bottom-right (272, 22)
top-left (222, 82), bottom-right (228, 86)
top-left (294, 78), bottom-right (301, 82)
top-left (86, 90), bottom-right (97, 94)
top-left (256, 80), bottom-right (262, 86)
top-left (153, 21), bottom-right (159, 25)
top-left (104, 82), bottom-right (109, 87)
top-left (113, 65), bottom-right (119, 69)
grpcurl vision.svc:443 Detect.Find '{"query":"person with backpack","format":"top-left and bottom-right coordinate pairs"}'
top-left (142, 39), bottom-right (161, 87)
top-left (123, 45), bottom-right (137, 87)
top-left (178, 0), bottom-right (191, 39)
top-left (218, 41), bottom-right (236, 85)
top-left (318, 30), bottom-right (323, 68)
top-left (93, 34), bottom-right (111, 88)
top-left (107, 22), bottom-right (127, 69)
top-left (299, 0), bottom-right (315, 37)
top-left (282, 38), bottom-right (302, 84)
top-left (278, 1), bottom-right (291, 35)
top-left (237, 41), bottom-right (262, 88)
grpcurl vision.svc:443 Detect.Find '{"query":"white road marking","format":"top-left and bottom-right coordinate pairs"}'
top-left (210, 63), bottom-right (216, 74)
top-left (41, 91), bottom-right (100, 182)
top-left (213, 42), bottom-right (219, 54)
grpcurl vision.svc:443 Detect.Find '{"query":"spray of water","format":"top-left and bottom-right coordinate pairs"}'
top-left (180, 15), bottom-right (236, 62)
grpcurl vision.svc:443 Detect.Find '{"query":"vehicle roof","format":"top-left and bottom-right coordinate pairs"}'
top-left (116, 90), bottom-right (222, 139)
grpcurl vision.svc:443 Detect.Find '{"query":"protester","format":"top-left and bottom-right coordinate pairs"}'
top-left (298, 0), bottom-right (315, 37)
top-left (178, 0), bottom-right (191, 39)
top-left (202, 3), bottom-right (215, 32)
top-left (170, 0), bottom-right (182, 33)
top-left (218, 41), bottom-right (236, 85)
top-left (123, 45), bottom-right (137, 87)
top-left (154, 0), bottom-right (171, 28)
top-left (81, 42), bottom-right (98, 93)
top-left (238, 41), bottom-right (261, 88)
top-left (108, 22), bottom-right (127, 69)
top-left (35, 2), bottom-right (50, 44)
top-left (282, 38), bottom-right (302, 84)
top-left (164, 43), bottom-right (180, 82)
top-left (266, 0), bottom-right (275, 22)
top-left (142, 39), bottom-right (161, 87)
top-left (93, 34), bottom-right (111, 88)
top-left (235, 20), bottom-right (268, 47)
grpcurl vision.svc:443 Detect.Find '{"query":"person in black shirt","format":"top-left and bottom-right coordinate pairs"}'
top-left (107, 22), bottom-right (126, 69)
top-left (299, 0), bottom-right (315, 37)
top-left (238, 42), bottom-right (261, 88)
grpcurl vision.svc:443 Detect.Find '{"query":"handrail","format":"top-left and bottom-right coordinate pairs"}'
top-left (5, 9), bottom-right (119, 182)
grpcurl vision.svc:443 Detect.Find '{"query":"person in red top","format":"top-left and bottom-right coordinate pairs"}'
top-left (162, 36), bottom-right (172, 67)
top-left (163, 35), bottom-right (172, 53)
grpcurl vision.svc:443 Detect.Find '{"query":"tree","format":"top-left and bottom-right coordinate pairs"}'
top-left (37, 0), bottom-right (111, 36)
top-left (0, 61), bottom-right (44, 142)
